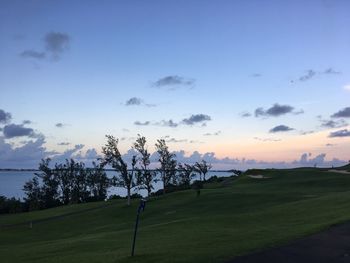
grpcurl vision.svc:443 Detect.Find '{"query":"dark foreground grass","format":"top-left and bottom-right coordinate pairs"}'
top-left (1, 167), bottom-right (350, 262)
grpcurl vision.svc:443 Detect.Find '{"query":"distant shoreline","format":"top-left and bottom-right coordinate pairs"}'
top-left (0, 169), bottom-right (234, 172)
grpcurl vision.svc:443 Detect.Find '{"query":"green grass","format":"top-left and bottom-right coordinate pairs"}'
top-left (1, 167), bottom-right (350, 262)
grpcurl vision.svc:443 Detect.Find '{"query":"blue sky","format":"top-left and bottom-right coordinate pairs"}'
top-left (0, 0), bottom-right (349, 168)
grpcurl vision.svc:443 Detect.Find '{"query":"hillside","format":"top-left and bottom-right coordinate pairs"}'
top-left (1, 168), bottom-right (350, 262)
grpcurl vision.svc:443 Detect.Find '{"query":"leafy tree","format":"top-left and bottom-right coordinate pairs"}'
top-left (155, 139), bottom-right (177, 194)
top-left (134, 135), bottom-right (155, 197)
top-left (194, 160), bottom-right (212, 182)
top-left (87, 162), bottom-right (110, 201)
top-left (102, 135), bottom-right (137, 205)
top-left (177, 163), bottom-right (195, 187)
top-left (23, 177), bottom-right (42, 211)
top-left (35, 158), bottom-right (60, 208)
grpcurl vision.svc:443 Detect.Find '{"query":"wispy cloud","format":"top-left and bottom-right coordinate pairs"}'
top-left (0, 109), bottom-right (12, 124)
top-left (331, 107), bottom-right (350, 118)
top-left (253, 137), bottom-right (281, 142)
top-left (55, 123), bottom-right (67, 128)
top-left (57, 142), bottom-right (70, 146)
top-left (255, 103), bottom-right (297, 117)
top-left (20, 50), bottom-right (46, 59)
top-left (153, 75), bottom-right (195, 90)
top-left (328, 129), bottom-right (350, 138)
top-left (320, 119), bottom-right (347, 128)
top-left (203, 131), bottom-right (221, 136)
top-left (134, 121), bottom-right (151, 126)
top-left (343, 84), bottom-right (350, 92)
top-left (182, 114), bottom-right (211, 125)
top-left (269, 125), bottom-right (294, 133)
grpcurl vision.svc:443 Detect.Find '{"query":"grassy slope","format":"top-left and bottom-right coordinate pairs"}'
top-left (1, 168), bottom-right (350, 263)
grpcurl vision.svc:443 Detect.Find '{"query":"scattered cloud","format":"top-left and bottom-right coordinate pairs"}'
top-left (323, 68), bottom-right (341, 74)
top-left (343, 84), bottom-right (350, 91)
top-left (134, 121), bottom-right (150, 126)
top-left (251, 73), bottom-right (262, 77)
top-left (293, 109), bottom-right (304, 115)
top-left (124, 97), bottom-right (156, 107)
top-left (255, 103), bottom-right (296, 117)
top-left (153, 75), bottom-right (195, 90)
top-left (0, 109), bottom-right (12, 124)
top-left (326, 143), bottom-right (335, 147)
top-left (22, 120), bottom-right (32, 125)
top-left (203, 131), bottom-right (221, 136)
top-left (269, 125), bottom-right (294, 133)
top-left (20, 50), bottom-right (46, 59)
top-left (240, 112), bottom-right (252, 118)
top-left (320, 119), bottom-right (347, 128)
top-left (57, 142), bottom-right (70, 146)
top-left (299, 70), bottom-right (316, 82)
top-left (55, 123), bottom-right (66, 128)
top-left (45, 32), bottom-right (70, 59)
top-left (253, 137), bottom-right (281, 142)
top-left (328, 129), bottom-right (350, 138)
top-left (300, 130), bottom-right (315, 135)
top-left (125, 97), bottom-right (142, 106)
top-left (166, 138), bottom-right (187, 143)
top-left (331, 107), bottom-right (350, 118)
top-left (182, 114), bottom-right (211, 125)
top-left (2, 124), bottom-right (35, 138)
top-left (156, 120), bottom-right (178, 128)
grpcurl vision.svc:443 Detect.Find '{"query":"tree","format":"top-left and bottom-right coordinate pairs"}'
top-left (194, 160), bottom-right (212, 182)
top-left (155, 139), bottom-right (177, 194)
top-left (177, 163), bottom-right (195, 187)
top-left (23, 177), bottom-right (42, 211)
top-left (35, 158), bottom-right (60, 208)
top-left (134, 135), bottom-right (155, 197)
top-left (86, 162), bottom-right (110, 201)
top-left (102, 135), bottom-right (137, 206)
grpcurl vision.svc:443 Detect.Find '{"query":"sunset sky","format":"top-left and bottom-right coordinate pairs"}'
top-left (0, 0), bottom-right (349, 169)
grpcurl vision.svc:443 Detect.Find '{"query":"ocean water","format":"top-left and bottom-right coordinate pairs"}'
top-left (0, 171), bottom-right (234, 199)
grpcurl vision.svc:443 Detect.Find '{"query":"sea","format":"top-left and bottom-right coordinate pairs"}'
top-left (0, 171), bottom-right (234, 199)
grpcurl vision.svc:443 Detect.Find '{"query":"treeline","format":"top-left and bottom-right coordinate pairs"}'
top-left (1, 135), bottom-right (214, 214)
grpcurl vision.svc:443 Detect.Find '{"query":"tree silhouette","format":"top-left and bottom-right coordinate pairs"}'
top-left (134, 135), bottom-right (155, 197)
top-left (194, 160), bottom-right (212, 182)
top-left (102, 135), bottom-right (137, 206)
top-left (177, 163), bottom-right (195, 187)
top-left (155, 139), bottom-right (177, 194)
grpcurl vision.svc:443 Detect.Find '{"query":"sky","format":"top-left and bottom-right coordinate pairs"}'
top-left (0, 0), bottom-right (349, 169)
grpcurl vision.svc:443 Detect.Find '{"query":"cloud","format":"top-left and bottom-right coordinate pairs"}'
top-left (323, 68), bottom-right (341, 74)
top-left (343, 84), bottom-right (350, 91)
top-left (166, 138), bottom-right (187, 143)
top-left (255, 103), bottom-right (295, 117)
top-left (203, 131), bottom-right (221, 136)
top-left (299, 70), bottom-right (316, 81)
top-left (2, 124), bottom-right (35, 138)
top-left (326, 143), bottom-right (335, 147)
top-left (125, 97), bottom-right (142, 106)
top-left (320, 119), bottom-right (347, 128)
top-left (20, 50), bottom-right (46, 59)
top-left (22, 120), bottom-right (32, 125)
top-left (240, 112), bottom-right (252, 118)
top-left (331, 107), bottom-right (350, 118)
top-left (45, 32), bottom-right (70, 59)
top-left (125, 97), bottom-right (156, 107)
top-left (251, 73), bottom-right (262, 77)
top-left (134, 121), bottom-right (150, 126)
top-left (182, 114), bottom-right (211, 125)
top-left (300, 130), bottom-right (314, 135)
top-left (156, 120), bottom-right (178, 127)
top-left (0, 109), bottom-right (12, 124)
top-left (55, 123), bottom-right (67, 128)
top-left (153, 75), bottom-right (195, 89)
top-left (253, 137), bottom-right (281, 142)
top-left (269, 125), bottom-right (294, 133)
top-left (328, 129), bottom-right (350, 138)
top-left (57, 142), bottom-right (70, 146)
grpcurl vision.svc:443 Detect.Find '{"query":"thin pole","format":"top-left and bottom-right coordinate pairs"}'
top-left (131, 211), bottom-right (140, 256)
